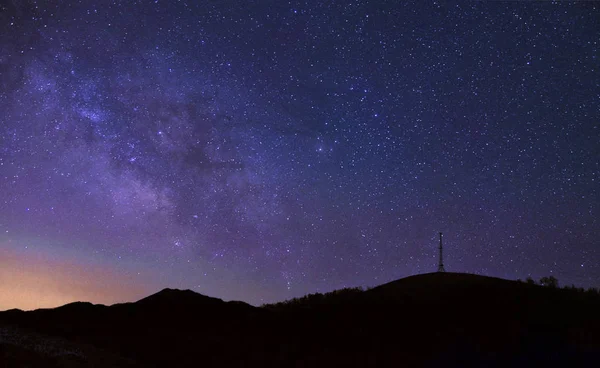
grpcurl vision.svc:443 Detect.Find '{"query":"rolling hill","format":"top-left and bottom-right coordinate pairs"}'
top-left (1, 272), bottom-right (599, 367)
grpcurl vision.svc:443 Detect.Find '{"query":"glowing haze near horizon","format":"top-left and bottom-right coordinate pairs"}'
top-left (0, 1), bottom-right (598, 310)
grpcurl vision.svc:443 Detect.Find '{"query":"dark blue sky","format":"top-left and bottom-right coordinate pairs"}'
top-left (0, 0), bottom-right (597, 309)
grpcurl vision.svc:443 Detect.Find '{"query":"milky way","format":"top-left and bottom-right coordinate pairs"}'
top-left (0, 1), bottom-right (598, 309)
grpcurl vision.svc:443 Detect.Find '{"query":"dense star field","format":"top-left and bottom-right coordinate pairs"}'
top-left (0, 1), bottom-right (597, 310)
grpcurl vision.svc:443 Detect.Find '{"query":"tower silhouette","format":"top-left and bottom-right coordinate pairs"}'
top-left (437, 232), bottom-right (445, 272)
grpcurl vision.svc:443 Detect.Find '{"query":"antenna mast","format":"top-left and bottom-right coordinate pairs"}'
top-left (437, 232), bottom-right (445, 272)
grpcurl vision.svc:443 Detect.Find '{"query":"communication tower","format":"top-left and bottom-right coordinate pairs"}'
top-left (437, 232), bottom-right (445, 272)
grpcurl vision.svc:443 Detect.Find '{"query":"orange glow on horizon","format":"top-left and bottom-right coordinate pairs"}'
top-left (0, 246), bottom-right (151, 311)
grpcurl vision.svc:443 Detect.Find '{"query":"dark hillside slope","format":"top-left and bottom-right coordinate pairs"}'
top-left (0, 289), bottom-right (264, 367)
top-left (1, 273), bottom-right (599, 367)
top-left (360, 273), bottom-right (600, 365)
top-left (262, 273), bottom-right (600, 367)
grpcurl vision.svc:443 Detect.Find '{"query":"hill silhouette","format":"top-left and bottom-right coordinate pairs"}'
top-left (1, 272), bottom-right (599, 367)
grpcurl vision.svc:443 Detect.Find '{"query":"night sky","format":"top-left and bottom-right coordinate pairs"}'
top-left (0, 1), bottom-right (598, 310)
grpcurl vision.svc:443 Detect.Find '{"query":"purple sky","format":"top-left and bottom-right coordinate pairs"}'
top-left (0, 1), bottom-right (598, 309)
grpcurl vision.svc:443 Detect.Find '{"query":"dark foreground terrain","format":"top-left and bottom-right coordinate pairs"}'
top-left (1, 272), bottom-right (599, 367)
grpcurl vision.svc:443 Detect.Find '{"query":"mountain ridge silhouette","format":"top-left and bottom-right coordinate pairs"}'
top-left (1, 272), bottom-right (599, 367)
